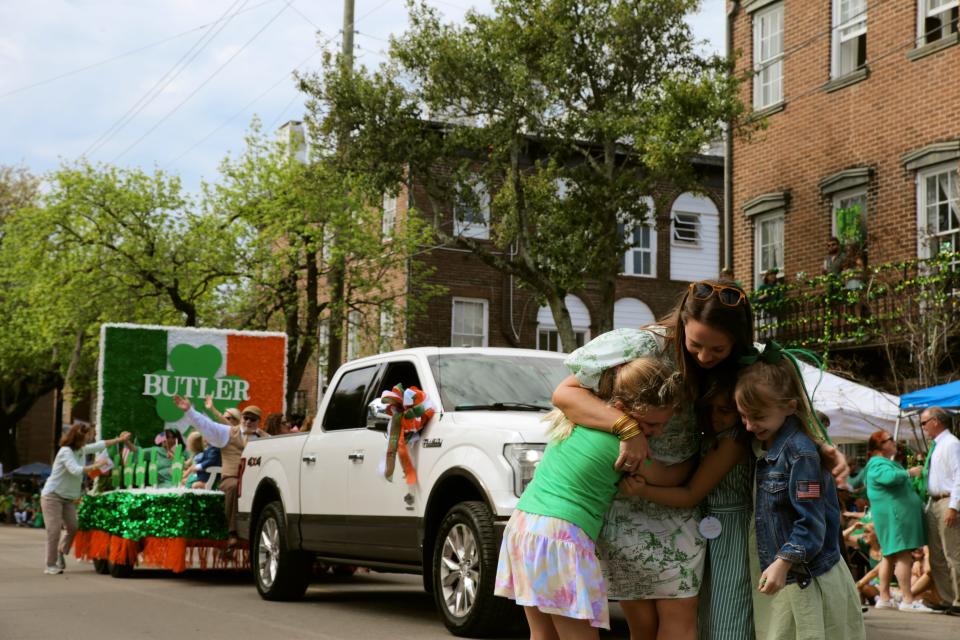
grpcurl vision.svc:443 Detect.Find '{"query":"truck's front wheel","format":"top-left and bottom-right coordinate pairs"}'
top-left (431, 501), bottom-right (513, 637)
top-left (252, 501), bottom-right (310, 601)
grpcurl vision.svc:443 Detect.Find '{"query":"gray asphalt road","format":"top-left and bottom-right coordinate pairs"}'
top-left (1, 526), bottom-right (956, 639)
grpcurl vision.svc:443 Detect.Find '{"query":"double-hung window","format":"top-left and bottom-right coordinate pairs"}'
top-left (832, 190), bottom-right (867, 250)
top-left (451, 298), bottom-right (488, 347)
top-left (753, 3), bottom-right (784, 109)
top-left (454, 178), bottom-right (491, 239)
top-left (918, 165), bottom-right (960, 267)
top-left (832, 0), bottom-right (867, 78)
top-left (382, 193), bottom-right (397, 238)
top-left (754, 212), bottom-right (784, 286)
top-left (619, 223), bottom-right (656, 277)
top-left (346, 310), bottom-right (362, 361)
top-left (920, 0), bottom-right (959, 46)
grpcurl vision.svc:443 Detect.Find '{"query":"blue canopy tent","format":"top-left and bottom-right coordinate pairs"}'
top-left (895, 380), bottom-right (960, 444)
top-left (4, 462), bottom-right (52, 479)
top-left (900, 380), bottom-right (960, 410)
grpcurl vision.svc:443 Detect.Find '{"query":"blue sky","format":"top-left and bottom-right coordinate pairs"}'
top-left (0, 1), bottom-right (725, 195)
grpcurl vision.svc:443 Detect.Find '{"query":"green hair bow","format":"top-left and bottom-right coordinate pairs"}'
top-left (739, 340), bottom-right (832, 445)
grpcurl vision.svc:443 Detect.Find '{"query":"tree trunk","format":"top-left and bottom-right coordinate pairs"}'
top-left (545, 290), bottom-right (577, 353)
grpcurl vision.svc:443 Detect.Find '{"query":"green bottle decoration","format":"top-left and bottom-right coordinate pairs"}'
top-left (122, 455), bottom-right (134, 489)
top-left (147, 449), bottom-right (158, 487)
top-left (110, 453), bottom-right (121, 489)
top-left (135, 450), bottom-right (146, 488)
top-left (170, 444), bottom-right (184, 487)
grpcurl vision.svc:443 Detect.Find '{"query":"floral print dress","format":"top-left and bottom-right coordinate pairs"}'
top-left (566, 328), bottom-right (706, 600)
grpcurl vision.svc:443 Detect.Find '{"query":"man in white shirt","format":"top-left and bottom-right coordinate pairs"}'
top-left (915, 407), bottom-right (960, 615)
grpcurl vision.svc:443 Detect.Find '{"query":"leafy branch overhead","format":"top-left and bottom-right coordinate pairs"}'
top-left (299, 0), bottom-right (745, 350)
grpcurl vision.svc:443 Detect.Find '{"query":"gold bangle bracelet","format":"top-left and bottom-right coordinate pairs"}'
top-left (617, 424), bottom-right (642, 441)
top-left (614, 418), bottom-right (639, 436)
top-left (611, 414), bottom-right (633, 434)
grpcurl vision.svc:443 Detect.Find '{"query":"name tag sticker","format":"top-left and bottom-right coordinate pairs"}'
top-left (699, 516), bottom-right (722, 539)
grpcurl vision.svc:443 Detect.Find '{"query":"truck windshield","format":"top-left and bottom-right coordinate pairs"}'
top-left (428, 354), bottom-right (569, 412)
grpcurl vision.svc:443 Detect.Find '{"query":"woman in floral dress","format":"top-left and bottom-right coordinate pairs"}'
top-left (553, 280), bottom-right (754, 640)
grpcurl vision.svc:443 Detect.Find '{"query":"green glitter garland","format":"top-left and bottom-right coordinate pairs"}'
top-left (78, 490), bottom-right (228, 540)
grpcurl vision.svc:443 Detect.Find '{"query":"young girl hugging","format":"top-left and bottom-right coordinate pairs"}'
top-left (621, 380), bottom-right (754, 640)
top-left (495, 355), bottom-right (681, 640)
top-left (735, 354), bottom-right (865, 640)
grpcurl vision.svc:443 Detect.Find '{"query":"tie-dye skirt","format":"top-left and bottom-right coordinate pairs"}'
top-left (494, 510), bottom-right (609, 629)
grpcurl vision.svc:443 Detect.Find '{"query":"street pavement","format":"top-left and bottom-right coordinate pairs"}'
top-left (1, 525), bottom-right (957, 639)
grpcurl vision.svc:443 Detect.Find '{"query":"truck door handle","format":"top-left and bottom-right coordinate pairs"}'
top-left (302, 455), bottom-right (317, 464)
top-left (348, 452), bottom-right (365, 462)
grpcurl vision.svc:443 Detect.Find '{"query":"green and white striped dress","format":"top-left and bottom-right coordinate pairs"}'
top-left (698, 429), bottom-right (755, 640)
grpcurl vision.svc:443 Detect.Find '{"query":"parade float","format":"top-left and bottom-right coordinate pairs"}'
top-left (74, 323), bottom-right (287, 577)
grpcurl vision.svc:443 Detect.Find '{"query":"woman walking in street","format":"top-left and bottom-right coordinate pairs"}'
top-left (40, 422), bottom-right (130, 574)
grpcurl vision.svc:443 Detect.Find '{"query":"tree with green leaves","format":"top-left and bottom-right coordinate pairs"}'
top-left (300, 0), bottom-right (743, 350)
top-left (211, 119), bottom-right (442, 405)
top-left (0, 162), bottom-right (240, 468)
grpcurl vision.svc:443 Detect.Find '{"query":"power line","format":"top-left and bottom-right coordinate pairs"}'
top-left (112, 1), bottom-right (293, 162)
top-left (164, 47), bottom-right (324, 168)
top-left (0, 0), bottom-right (281, 101)
top-left (84, 0), bottom-right (251, 159)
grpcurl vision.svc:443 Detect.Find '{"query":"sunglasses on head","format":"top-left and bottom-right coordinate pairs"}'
top-left (688, 281), bottom-right (746, 307)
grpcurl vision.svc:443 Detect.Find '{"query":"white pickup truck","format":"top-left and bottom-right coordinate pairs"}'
top-left (236, 347), bottom-right (569, 637)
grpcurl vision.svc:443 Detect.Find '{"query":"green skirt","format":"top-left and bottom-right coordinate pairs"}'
top-left (761, 561), bottom-right (864, 640)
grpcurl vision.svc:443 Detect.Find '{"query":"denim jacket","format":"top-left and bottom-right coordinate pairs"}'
top-left (755, 416), bottom-right (842, 584)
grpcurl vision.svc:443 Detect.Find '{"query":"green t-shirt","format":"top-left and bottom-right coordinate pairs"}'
top-left (516, 426), bottom-right (622, 540)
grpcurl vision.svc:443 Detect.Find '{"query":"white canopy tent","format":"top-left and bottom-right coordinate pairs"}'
top-left (798, 362), bottom-right (910, 445)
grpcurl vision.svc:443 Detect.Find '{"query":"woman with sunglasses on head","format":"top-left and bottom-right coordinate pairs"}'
top-left (553, 279), bottom-right (754, 640)
top-left (863, 430), bottom-right (933, 612)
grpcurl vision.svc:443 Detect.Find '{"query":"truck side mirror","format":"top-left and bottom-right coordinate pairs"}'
top-left (366, 399), bottom-right (390, 432)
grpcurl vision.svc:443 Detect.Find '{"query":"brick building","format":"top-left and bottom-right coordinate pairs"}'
top-left (729, 0), bottom-right (959, 289)
top-left (399, 156), bottom-right (725, 352)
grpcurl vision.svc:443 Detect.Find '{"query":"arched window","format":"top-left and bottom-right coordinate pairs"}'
top-left (614, 298), bottom-right (656, 329)
top-left (537, 295), bottom-right (591, 353)
top-left (670, 192), bottom-right (720, 282)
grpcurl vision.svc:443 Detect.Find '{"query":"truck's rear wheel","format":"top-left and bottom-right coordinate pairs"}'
top-left (432, 501), bottom-right (513, 637)
top-left (253, 501), bottom-right (310, 601)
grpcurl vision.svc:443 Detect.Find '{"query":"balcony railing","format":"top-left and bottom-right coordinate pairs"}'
top-left (752, 253), bottom-right (960, 349)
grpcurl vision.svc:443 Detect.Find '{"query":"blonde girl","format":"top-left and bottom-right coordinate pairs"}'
top-left (495, 356), bottom-right (680, 640)
top-left (735, 353), bottom-right (864, 640)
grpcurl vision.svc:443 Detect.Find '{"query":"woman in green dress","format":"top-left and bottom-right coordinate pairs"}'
top-left (863, 430), bottom-right (933, 612)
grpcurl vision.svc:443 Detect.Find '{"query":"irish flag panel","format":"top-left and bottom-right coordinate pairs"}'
top-left (97, 324), bottom-right (287, 444)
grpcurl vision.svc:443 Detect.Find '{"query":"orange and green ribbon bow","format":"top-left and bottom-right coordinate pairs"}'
top-left (381, 384), bottom-right (435, 485)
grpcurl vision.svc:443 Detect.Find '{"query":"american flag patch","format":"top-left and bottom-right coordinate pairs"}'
top-left (797, 481), bottom-right (821, 500)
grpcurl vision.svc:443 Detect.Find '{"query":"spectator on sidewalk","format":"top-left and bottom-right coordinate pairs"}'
top-left (909, 408), bottom-right (960, 616)
top-left (864, 430), bottom-right (933, 612)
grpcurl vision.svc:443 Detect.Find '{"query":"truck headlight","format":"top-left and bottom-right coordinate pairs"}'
top-left (503, 443), bottom-right (546, 498)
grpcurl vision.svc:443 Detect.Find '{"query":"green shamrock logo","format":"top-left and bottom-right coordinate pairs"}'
top-left (148, 344), bottom-right (246, 422)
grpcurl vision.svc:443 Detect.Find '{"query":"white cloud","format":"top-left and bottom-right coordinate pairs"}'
top-left (0, 0), bottom-right (725, 194)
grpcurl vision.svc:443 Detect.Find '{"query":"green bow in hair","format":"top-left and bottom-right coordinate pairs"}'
top-left (739, 340), bottom-right (787, 365)
top-left (739, 340), bottom-right (832, 445)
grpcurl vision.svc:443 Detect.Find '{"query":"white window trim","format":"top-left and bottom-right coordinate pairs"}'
top-left (831, 188), bottom-right (868, 239)
top-left (536, 328), bottom-right (589, 353)
top-left (915, 162), bottom-right (960, 259)
top-left (672, 211), bottom-right (702, 248)
top-left (621, 225), bottom-right (658, 278)
top-left (382, 193), bottom-right (397, 238)
top-left (379, 309), bottom-right (396, 352)
top-left (918, 0), bottom-right (959, 44)
top-left (450, 297), bottom-right (489, 347)
top-left (831, 0), bottom-right (867, 78)
top-left (453, 179), bottom-right (491, 240)
top-left (754, 211), bottom-right (785, 287)
top-left (753, 2), bottom-right (784, 109)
